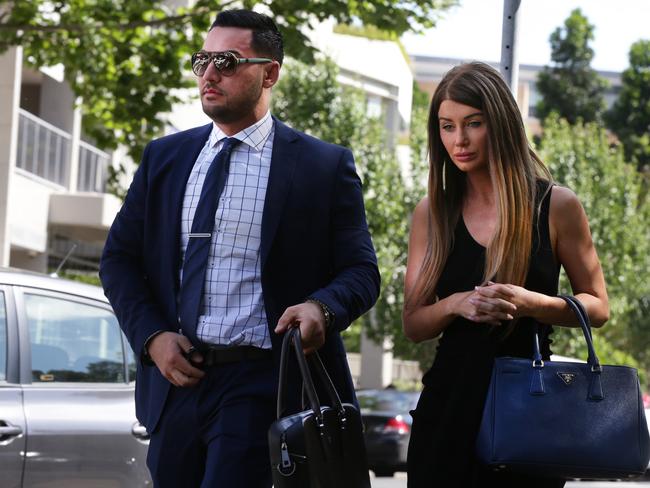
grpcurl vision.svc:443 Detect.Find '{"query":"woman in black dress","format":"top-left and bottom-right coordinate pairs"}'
top-left (403, 62), bottom-right (609, 487)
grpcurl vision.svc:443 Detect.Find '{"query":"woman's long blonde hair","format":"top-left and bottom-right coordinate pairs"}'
top-left (411, 62), bottom-right (552, 307)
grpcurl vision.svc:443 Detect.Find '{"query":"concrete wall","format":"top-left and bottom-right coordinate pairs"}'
top-left (0, 47), bottom-right (22, 267)
top-left (49, 192), bottom-right (122, 242)
top-left (358, 329), bottom-right (395, 389)
top-left (39, 74), bottom-right (76, 134)
top-left (9, 172), bottom-right (57, 254)
top-left (10, 248), bottom-right (48, 273)
top-left (347, 352), bottom-right (422, 389)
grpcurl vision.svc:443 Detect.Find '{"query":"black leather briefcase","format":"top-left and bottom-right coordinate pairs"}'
top-left (268, 328), bottom-right (371, 488)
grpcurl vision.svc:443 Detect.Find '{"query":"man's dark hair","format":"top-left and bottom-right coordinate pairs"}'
top-left (211, 9), bottom-right (284, 66)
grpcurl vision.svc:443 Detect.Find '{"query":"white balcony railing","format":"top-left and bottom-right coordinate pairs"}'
top-left (77, 141), bottom-right (110, 193)
top-left (17, 108), bottom-right (71, 187)
top-left (16, 109), bottom-right (111, 193)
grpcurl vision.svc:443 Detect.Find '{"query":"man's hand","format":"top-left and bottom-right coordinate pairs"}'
top-left (275, 302), bottom-right (327, 354)
top-left (147, 332), bottom-right (205, 387)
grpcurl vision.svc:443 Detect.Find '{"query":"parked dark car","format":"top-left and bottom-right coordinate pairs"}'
top-left (0, 268), bottom-right (151, 487)
top-left (357, 388), bottom-right (419, 477)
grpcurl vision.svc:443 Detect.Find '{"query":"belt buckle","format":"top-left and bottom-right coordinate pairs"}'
top-left (203, 344), bottom-right (239, 366)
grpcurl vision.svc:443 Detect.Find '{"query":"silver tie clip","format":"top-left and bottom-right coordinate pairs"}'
top-left (188, 233), bottom-right (212, 238)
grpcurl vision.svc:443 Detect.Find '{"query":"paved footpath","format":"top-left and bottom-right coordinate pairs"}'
top-left (368, 472), bottom-right (650, 488)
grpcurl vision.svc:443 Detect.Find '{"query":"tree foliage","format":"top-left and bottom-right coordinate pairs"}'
top-left (536, 8), bottom-right (608, 124)
top-left (538, 115), bottom-right (650, 383)
top-left (606, 40), bottom-right (650, 173)
top-left (0, 0), bottom-right (455, 164)
top-left (273, 57), bottom-right (418, 359)
top-left (408, 81), bottom-right (431, 191)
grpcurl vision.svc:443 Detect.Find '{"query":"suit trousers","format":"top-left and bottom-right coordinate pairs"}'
top-left (146, 356), bottom-right (276, 488)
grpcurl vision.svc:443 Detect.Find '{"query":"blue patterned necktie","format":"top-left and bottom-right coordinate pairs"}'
top-left (179, 137), bottom-right (241, 344)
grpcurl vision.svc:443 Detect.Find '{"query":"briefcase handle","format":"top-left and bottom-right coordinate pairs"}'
top-left (306, 352), bottom-right (344, 413)
top-left (276, 327), bottom-right (346, 422)
top-left (531, 295), bottom-right (604, 399)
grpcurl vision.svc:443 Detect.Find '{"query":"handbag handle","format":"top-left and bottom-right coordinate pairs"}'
top-left (531, 295), bottom-right (603, 400)
top-left (532, 295), bottom-right (601, 370)
top-left (277, 327), bottom-right (321, 421)
top-left (276, 327), bottom-right (346, 421)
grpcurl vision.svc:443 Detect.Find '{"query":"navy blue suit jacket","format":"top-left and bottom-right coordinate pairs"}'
top-left (100, 118), bottom-right (380, 432)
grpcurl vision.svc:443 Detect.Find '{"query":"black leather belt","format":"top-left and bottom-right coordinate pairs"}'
top-left (196, 345), bottom-right (272, 366)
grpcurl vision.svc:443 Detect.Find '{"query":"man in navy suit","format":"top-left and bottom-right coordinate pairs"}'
top-left (100, 8), bottom-right (379, 487)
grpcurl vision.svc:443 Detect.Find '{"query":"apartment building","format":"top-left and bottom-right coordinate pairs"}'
top-left (409, 53), bottom-right (622, 133)
top-left (0, 47), bottom-right (121, 274)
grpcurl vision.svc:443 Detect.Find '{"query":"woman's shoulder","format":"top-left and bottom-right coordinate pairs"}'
top-left (415, 195), bottom-right (429, 211)
top-left (549, 185), bottom-right (587, 232)
top-left (412, 196), bottom-right (430, 222)
top-left (409, 197), bottom-right (430, 236)
top-left (550, 185), bottom-right (581, 211)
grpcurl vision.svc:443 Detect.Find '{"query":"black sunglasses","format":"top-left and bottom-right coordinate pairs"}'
top-left (191, 51), bottom-right (273, 77)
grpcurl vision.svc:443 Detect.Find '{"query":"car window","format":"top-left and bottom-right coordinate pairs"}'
top-left (25, 293), bottom-right (125, 383)
top-left (357, 391), bottom-right (419, 412)
top-left (0, 292), bottom-right (6, 381)
top-left (125, 337), bottom-right (136, 383)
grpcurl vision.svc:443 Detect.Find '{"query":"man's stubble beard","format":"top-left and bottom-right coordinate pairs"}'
top-left (201, 79), bottom-right (264, 124)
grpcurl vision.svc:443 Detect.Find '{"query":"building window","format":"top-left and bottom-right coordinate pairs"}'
top-left (366, 95), bottom-right (383, 119)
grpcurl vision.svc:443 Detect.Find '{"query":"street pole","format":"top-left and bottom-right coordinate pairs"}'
top-left (500, 0), bottom-right (521, 97)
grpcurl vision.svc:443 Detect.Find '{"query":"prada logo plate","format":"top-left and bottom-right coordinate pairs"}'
top-left (557, 372), bottom-right (577, 386)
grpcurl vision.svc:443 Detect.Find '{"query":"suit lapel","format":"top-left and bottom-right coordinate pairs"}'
top-left (261, 119), bottom-right (299, 268)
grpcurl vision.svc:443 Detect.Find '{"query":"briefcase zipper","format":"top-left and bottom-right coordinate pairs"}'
top-left (280, 434), bottom-right (292, 469)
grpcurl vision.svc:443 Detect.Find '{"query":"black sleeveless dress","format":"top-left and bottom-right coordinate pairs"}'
top-left (407, 182), bottom-right (565, 488)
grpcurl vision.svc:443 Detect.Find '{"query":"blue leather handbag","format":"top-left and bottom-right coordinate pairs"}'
top-left (476, 295), bottom-right (650, 480)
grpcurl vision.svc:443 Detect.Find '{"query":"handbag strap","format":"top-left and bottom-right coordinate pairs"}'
top-left (563, 295), bottom-right (594, 342)
top-left (559, 295), bottom-right (601, 370)
top-left (532, 295), bottom-right (600, 369)
top-left (277, 327), bottom-right (322, 421)
top-left (531, 295), bottom-right (604, 400)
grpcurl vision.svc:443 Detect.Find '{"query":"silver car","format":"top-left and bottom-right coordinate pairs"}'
top-left (0, 268), bottom-right (151, 487)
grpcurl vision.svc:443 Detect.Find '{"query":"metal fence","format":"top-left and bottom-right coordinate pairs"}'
top-left (16, 109), bottom-right (70, 187)
top-left (77, 141), bottom-right (110, 193)
top-left (16, 109), bottom-right (111, 192)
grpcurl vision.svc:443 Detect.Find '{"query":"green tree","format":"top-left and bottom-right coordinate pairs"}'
top-left (538, 115), bottom-right (650, 382)
top-left (273, 57), bottom-right (414, 358)
top-left (408, 81), bottom-right (431, 191)
top-left (606, 40), bottom-right (650, 173)
top-left (0, 0), bottom-right (455, 165)
top-left (536, 8), bottom-right (608, 124)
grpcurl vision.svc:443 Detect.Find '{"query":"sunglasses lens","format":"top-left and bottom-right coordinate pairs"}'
top-left (214, 53), bottom-right (237, 76)
top-left (192, 53), bottom-right (209, 76)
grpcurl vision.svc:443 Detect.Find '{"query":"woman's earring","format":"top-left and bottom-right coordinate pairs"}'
top-left (442, 160), bottom-right (447, 192)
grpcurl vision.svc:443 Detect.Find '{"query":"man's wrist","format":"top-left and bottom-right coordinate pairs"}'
top-left (142, 330), bottom-right (165, 365)
top-left (306, 298), bottom-right (335, 330)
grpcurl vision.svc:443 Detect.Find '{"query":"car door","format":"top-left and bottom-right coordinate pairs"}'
top-left (0, 287), bottom-right (26, 488)
top-left (16, 287), bottom-right (150, 488)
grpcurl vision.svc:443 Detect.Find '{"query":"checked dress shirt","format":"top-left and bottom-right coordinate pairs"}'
top-left (179, 111), bottom-right (274, 349)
